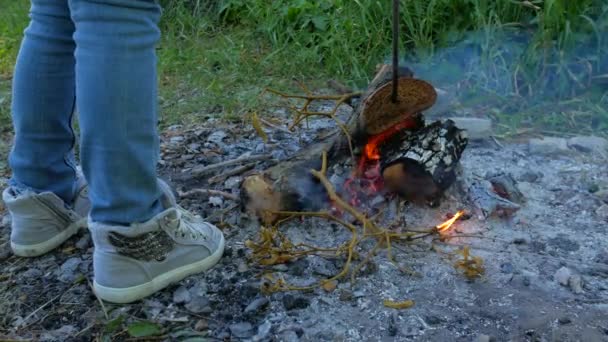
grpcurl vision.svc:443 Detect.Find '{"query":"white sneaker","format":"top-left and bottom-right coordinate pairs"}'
top-left (89, 180), bottom-right (225, 304)
top-left (2, 178), bottom-right (90, 257)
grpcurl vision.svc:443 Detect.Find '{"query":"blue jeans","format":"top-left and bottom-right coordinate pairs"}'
top-left (9, 0), bottom-right (164, 225)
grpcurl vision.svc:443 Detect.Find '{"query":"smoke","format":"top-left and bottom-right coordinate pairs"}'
top-left (393, 24), bottom-right (608, 134)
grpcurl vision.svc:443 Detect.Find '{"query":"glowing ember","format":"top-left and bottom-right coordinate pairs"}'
top-left (436, 210), bottom-right (464, 233)
top-left (342, 119), bottom-right (420, 209)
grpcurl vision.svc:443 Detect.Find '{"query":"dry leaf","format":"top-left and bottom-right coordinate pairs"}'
top-left (322, 280), bottom-right (337, 292)
top-left (383, 299), bottom-right (415, 309)
top-left (251, 111), bottom-right (268, 143)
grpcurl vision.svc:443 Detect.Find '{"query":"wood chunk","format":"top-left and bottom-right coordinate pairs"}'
top-left (467, 179), bottom-right (521, 219)
top-left (379, 119), bottom-right (468, 204)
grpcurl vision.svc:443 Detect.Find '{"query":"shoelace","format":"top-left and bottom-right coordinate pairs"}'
top-left (169, 206), bottom-right (210, 241)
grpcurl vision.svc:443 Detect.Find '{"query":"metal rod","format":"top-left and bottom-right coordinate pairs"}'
top-left (391, 0), bottom-right (399, 103)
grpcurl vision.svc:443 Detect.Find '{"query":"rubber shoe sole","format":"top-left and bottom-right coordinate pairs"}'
top-left (10, 219), bottom-right (86, 257)
top-left (93, 233), bottom-right (225, 304)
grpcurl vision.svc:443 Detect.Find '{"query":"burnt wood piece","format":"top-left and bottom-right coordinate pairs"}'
top-left (467, 179), bottom-right (521, 219)
top-left (379, 119), bottom-right (468, 205)
top-left (241, 65), bottom-right (438, 224)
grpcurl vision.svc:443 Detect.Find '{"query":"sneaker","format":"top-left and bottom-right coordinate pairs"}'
top-left (2, 177), bottom-right (90, 257)
top-left (89, 180), bottom-right (225, 304)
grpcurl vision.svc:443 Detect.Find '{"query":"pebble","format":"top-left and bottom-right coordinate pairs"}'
top-left (388, 314), bottom-right (398, 336)
top-left (595, 190), bottom-right (608, 204)
top-left (253, 320), bottom-right (272, 341)
top-left (207, 131), bottom-right (228, 144)
top-left (447, 117), bottom-right (493, 140)
top-left (75, 234), bottom-right (90, 250)
top-left (170, 136), bottom-right (185, 143)
top-left (558, 316), bottom-right (572, 325)
top-left (424, 315), bottom-right (443, 325)
top-left (282, 294), bottom-right (311, 311)
top-left (224, 176), bottom-right (242, 189)
top-left (21, 268), bottom-right (42, 279)
top-left (279, 330), bottom-right (300, 342)
top-left (567, 136), bottom-right (608, 155)
top-left (229, 322), bottom-right (255, 339)
top-left (474, 334), bottom-right (493, 342)
top-left (339, 290), bottom-right (354, 302)
top-left (173, 285), bottom-right (191, 304)
top-left (194, 319), bottom-right (209, 331)
top-left (0, 246), bottom-right (11, 261)
top-left (568, 275), bottom-right (584, 294)
top-left (58, 257), bottom-right (82, 283)
top-left (209, 196), bottom-right (223, 207)
top-left (500, 262), bottom-right (514, 274)
top-left (245, 297), bottom-right (269, 314)
top-left (518, 171), bottom-right (542, 183)
top-left (185, 295), bottom-right (212, 313)
top-left (528, 137), bottom-right (569, 155)
top-left (596, 204), bottom-right (608, 220)
top-left (554, 267), bottom-right (572, 286)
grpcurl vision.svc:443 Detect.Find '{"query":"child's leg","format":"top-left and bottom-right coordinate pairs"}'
top-left (69, 0), bottom-right (164, 225)
top-left (8, 0), bottom-right (78, 203)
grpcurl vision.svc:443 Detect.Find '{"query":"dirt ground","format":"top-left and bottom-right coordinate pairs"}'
top-left (1, 100), bottom-right (607, 341)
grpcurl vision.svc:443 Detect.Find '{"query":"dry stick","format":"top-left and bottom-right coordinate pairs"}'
top-left (178, 188), bottom-right (239, 201)
top-left (87, 278), bottom-right (109, 320)
top-left (259, 117), bottom-right (292, 134)
top-left (208, 163), bottom-right (256, 184)
top-left (19, 283), bottom-right (79, 329)
top-left (191, 154), bottom-right (272, 177)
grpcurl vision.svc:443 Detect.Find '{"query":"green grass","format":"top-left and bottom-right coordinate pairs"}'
top-left (0, 0), bottom-right (607, 136)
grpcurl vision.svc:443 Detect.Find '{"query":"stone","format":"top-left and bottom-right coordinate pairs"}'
top-left (388, 314), bottom-right (398, 336)
top-left (518, 171), bottom-right (543, 183)
top-left (0, 246), bottom-right (11, 261)
top-left (339, 290), bottom-right (354, 302)
top-left (595, 190), bottom-right (608, 204)
top-left (424, 315), bottom-right (443, 325)
top-left (282, 294), bottom-right (311, 310)
top-left (207, 130), bottom-right (228, 144)
top-left (253, 320), bottom-right (272, 341)
top-left (75, 234), bottom-right (90, 250)
top-left (209, 196), bottom-right (223, 207)
top-left (229, 322), bottom-right (255, 339)
top-left (568, 275), bottom-right (584, 294)
top-left (596, 204), bottom-right (608, 220)
top-left (554, 267), bottom-right (572, 286)
top-left (245, 297), bottom-right (269, 314)
top-left (279, 330), bottom-right (300, 342)
top-left (528, 137), bottom-right (569, 155)
top-left (567, 136), bottom-right (608, 155)
top-left (21, 268), bottom-right (43, 279)
top-left (185, 295), bottom-right (211, 314)
top-left (58, 257), bottom-right (82, 283)
top-left (474, 334), bottom-right (493, 342)
top-left (173, 285), bottom-right (191, 304)
top-left (500, 262), bottom-right (514, 274)
top-left (447, 117), bottom-right (493, 140)
top-left (558, 316), bottom-right (572, 325)
top-left (194, 319), bottom-right (209, 331)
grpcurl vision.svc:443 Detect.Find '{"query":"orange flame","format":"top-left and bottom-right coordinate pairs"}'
top-left (363, 120), bottom-right (418, 161)
top-left (436, 211), bottom-right (464, 233)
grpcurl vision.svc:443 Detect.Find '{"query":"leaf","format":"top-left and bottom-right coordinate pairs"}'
top-left (104, 315), bottom-right (124, 333)
top-left (383, 299), bottom-right (415, 309)
top-left (322, 280), bottom-right (337, 292)
top-left (127, 321), bottom-right (162, 337)
top-left (251, 112), bottom-right (268, 143)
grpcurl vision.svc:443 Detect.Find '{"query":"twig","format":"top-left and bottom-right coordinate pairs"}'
top-left (191, 154), bottom-right (272, 177)
top-left (19, 283), bottom-right (78, 328)
top-left (259, 117), bottom-right (292, 134)
top-left (88, 278), bottom-right (109, 320)
top-left (208, 163), bottom-right (256, 184)
top-left (178, 188), bottom-right (239, 201)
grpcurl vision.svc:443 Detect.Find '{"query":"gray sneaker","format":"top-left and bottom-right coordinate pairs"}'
top-left (89, 181), bottom-right (225, 304)
top-left (2, 177), bottom-right (90, 257)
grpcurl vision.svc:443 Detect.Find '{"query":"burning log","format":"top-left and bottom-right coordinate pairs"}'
top-left (241, 64), bottom-right (440, 224)
top-left (379, 119), bottom-right (469, 205)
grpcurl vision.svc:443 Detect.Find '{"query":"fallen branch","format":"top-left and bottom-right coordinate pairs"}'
top-left (208, 163), bottom-right (256, 184)
top-left (178, 188), bottom-right (239, 201)
top-left (191, 154), bottom-right (272, 178)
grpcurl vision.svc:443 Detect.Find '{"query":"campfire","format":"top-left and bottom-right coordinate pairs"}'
top-left (241, 64), bottom-right (468, 223)
top-left (238, 64), bottom-right (487, 293)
